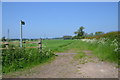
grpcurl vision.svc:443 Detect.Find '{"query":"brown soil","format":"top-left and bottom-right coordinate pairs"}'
top-left (3, 50), bottom-right (118, 78)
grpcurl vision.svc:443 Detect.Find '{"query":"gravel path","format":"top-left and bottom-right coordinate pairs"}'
top-left (3, 50), bottom-right (118, 78)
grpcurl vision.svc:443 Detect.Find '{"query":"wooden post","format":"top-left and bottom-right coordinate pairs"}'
top-left (23, 41), bottom-right (26, 48)
top-left (38, 38), bottom-right (42, 53)
top-left (5, 42), bottom-right (9, 49)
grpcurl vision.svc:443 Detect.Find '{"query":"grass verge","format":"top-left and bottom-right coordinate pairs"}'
top-left (3, 56), bottom-right (56, 77)
top-left (62, 40), bottom-right (118, 64)
top-left (2, 47), bottom-right (55, 74)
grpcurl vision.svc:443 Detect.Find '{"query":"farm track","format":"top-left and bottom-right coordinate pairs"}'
top-left (3, 50), bottom-right (118, 78)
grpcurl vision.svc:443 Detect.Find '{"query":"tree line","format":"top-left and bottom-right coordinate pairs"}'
top-left (63, 26), bottom-right (104, 39)
top-left (2, 26), bottom-right (105, 41)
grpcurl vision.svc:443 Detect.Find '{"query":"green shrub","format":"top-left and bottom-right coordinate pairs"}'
top-left (86, 31), bottom-right (120, 42)
top-left (2, 46), bottom-right (55, 73)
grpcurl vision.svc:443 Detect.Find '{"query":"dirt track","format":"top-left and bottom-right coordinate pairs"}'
top-left (3, 50), bottom-right (118, 78)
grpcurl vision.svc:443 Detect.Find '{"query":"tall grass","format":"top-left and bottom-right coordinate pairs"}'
top-left (2, 47), bottom-right (55, 73)
top-left (2, 40), bottom-right (74, 73)
top-left (62, 39), bottom-right (118, 63)
top-left (82, 40), bottom-right (118, 63)
top-left (83, 31), bottom-right (119, 63)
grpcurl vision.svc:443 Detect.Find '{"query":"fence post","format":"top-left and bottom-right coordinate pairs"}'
top-left (38, 38), bottom-right (42, 53)
top-left (23, 41), bottom-right (26, 48)
top-left (5, 42), bottom-right (9, 49)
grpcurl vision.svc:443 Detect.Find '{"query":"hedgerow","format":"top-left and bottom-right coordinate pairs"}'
top-left (86, 31), bottom-right (120, 42)
top-left (2, 46), bottom-right (55, 73)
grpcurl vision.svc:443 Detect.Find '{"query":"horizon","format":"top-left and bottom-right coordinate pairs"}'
top-left (2, 2), bottom-right (118, 39)
top-left (1, 31), bottom-right (119, 39)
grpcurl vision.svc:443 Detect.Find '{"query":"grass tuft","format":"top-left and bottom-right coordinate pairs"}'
top-left (74, 52), bottom-right (86, 59)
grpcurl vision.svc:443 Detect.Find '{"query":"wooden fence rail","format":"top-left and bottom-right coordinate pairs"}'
top-left (0, 41), bottom-right (38, 44)
top-left (0, 39), bottom-right (42, 52)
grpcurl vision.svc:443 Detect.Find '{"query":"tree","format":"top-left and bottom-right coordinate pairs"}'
top-left (74, 26), bottom-right (85, 39)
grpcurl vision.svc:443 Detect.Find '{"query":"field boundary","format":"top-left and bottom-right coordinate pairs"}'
top-left (1, 39), bottom-right (42, 52)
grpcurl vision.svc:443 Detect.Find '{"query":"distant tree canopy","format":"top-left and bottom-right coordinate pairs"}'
top-left (63, 36), bottom-right (72, 40)
top-left (71, 26), bottom-right (106, 39)
top-left (74, 26), bottom-right (85, 39)
top-left (95, 31), bottom-right (104, 35)
top-left (84, 33), bottom-right (94, 37)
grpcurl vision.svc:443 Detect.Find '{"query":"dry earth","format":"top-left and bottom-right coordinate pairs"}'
top-left (3, 50), bottom-right (118, 78)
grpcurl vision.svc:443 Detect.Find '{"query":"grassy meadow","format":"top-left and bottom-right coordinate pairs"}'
top-left (2, 32), bottom-right (119, 73)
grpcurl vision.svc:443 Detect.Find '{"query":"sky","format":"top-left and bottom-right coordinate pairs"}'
top-left (2, 2), bottom-right (118, 39)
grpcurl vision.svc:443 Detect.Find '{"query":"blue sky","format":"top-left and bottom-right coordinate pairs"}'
top-left (2, 2), bottom-right (118, 39)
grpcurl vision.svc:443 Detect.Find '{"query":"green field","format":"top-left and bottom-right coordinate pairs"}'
top-left (42, 40), bottom-right (74, 52)
top-left (2, 40), bottom-right (75, 73)
top-left (42, 39), bottom-right (118, 63)
top-left (2, 37), bottom-right (119, 73)
top-left (45, 39), bottom-right (118, 64)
